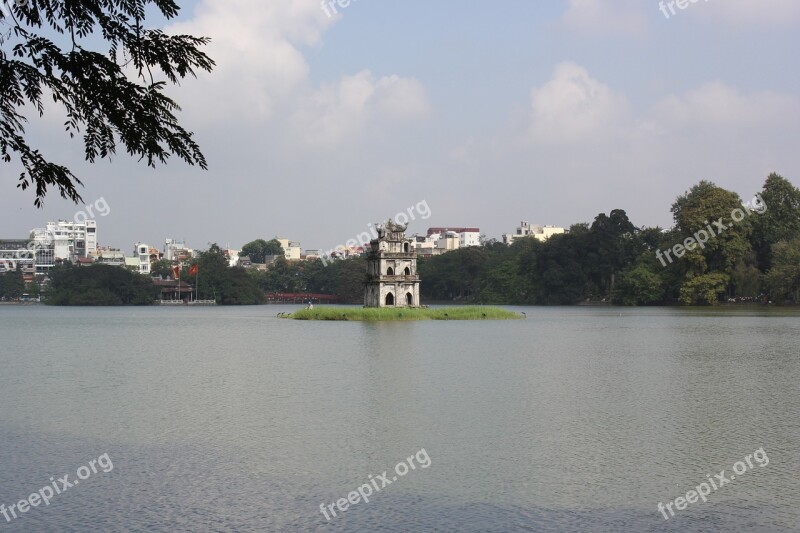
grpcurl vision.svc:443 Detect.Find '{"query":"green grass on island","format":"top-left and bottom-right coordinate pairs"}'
top-left (285, 306), bottom-right (523, 321)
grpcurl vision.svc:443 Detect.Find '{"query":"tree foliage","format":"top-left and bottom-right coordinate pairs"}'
top-left (678, 273), bottom-right (730, 306)
top-left (249, 256), bottom-right (366, 304)
top-left (0, 266), bottom-right (25, 298)
top-left (150, 258), bottom-right (174, 278)
top-left (46, 263), bottom-right (157, 305)
top-left (671, 181), bottom-right (753, 276)
top-left (1, 0), bottom-right (214, 205)
top-left (422, 175), bottom-right (794, 305)
top-left (616, 263), bottom-right (664, 306)
top-left (193, 244), bottom-right (263, 304)
top-left (240, 238), bottom-right (284, 264)
top-left (751, 173), bottom-right (800, 270)
top-left (765, 237), bottom-right (800, 304)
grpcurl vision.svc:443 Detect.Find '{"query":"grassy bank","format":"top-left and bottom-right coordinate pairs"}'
top-left (285, 306), bottom-right (523, 321)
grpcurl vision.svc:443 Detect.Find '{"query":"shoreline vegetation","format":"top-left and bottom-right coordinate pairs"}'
top-left (283, 306), bottom-right (523, 321)
top-left (3, 175), bottom-right (799, 307)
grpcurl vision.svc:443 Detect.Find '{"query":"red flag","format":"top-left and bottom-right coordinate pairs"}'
top-left (188, 264), bottom-right (198, 277)
top-left (172, 265), bottom-right (180, 279)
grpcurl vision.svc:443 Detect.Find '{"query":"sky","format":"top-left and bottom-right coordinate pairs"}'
top-left (2, 0), bottom-right (799, 253)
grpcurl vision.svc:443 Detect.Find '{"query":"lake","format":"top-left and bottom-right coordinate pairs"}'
top-left (1, 305), bottom-right (798, 532)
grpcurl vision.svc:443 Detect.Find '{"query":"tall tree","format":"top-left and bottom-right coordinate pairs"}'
top-left (196, 244), bottom-right (263, 304)
top-left (587, 209), bottom-right (636, 296)
top-left (670, 181), bottom-right (753, 281)
top-left (765, 237), bottom-right (800, 304)
top-left (751, 173), bottom-right (800, 271)
top-left (1, 0), bottom-right (214, 205)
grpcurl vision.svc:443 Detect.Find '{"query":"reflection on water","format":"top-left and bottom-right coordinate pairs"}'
top-left (1, 305), bottom-right (799, 531)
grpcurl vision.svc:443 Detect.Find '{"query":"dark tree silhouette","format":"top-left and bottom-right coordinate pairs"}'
top-left (1, 0), bottom-right (214, 206)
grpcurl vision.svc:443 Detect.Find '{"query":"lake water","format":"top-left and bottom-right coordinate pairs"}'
top-left (1, 305), bottom-right (799, 532)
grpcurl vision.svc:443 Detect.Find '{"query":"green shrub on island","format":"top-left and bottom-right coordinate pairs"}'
top-left (286, 306), bottom-right (522, 321)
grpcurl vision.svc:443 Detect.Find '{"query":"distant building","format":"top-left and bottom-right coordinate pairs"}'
top-left (223, 249), bottom-right (241, 267)
top-left (91, 247), bottom-right (126, 267)
top-left (503, 221), bottom-right (565, 245)
top-left (152, 279), bottom-right (193, 301)
top-left (0, 239), bottom-right (36, 281)
top-left (427, 227), bottom-right (480, 248)
top-left (436, 231), bottom-right (461, 252)
top-left (28, 220), bottom-right (98, 271)
top-left (164, 239), bottom-right (193, 262)
top-left (412, 235), bottom-right (436, 257)
top-left (365, 220), bottom-right (420, 308)
top-left (276, 238), bottom-right (302, 261)
top-left (147, 247), bottom-right (162, 262)
top-left (131, 243), bottom-right (151, 274)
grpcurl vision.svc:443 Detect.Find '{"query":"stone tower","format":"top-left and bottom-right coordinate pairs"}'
top-left (364, 220), bottom-right (421, 308)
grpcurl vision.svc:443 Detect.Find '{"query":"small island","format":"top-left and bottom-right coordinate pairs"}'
top-left (284, 220), bottom-right (522, 321)
top-left (285, 306), bottom-right (522, 321)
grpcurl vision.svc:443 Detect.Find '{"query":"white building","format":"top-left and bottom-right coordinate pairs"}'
top-left (29, 220), bottom-right (97, 271)
top-left (503, 221), bottom-right (565, 245)
top-left (426, 227), bottom-right (480, 248)
top-left (132, 243), bottom-right (151, 274)
top-left (276, 238), bottom-right (302, 261)
top-left (224, 249), bottom-right (241, 267)
top-left (460, 232), bottom-right (481, 247)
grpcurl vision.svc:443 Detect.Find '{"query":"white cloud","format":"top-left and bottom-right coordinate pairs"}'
top-left (165, 0), bottom-right (333, 122)
top-left (165, 0), bottom-right (429, 146)
top-left (289, 70), bottom-right (430, 147)
top-left (563, 0), bottom-right (647, 36)
top-left (489, 62), bottom-right (800, 229)
top-left (528, 62), bottom-right (631, 143)
top-left (524, 63), bottom-right (800, 150)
